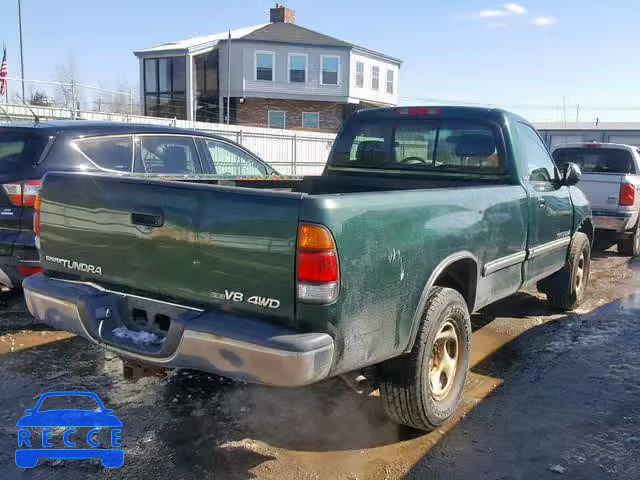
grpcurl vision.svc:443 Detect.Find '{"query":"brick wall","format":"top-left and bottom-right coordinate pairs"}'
top-left (235, 98), bottom-right (345, 132)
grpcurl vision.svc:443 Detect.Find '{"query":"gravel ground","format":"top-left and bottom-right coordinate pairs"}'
top-left (0, 246), bottom-right (638, 479)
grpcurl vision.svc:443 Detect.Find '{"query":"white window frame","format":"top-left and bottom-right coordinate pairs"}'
top-left (301, 112), bottom-right (320, 129)
top-left (386, 69), bottom-right (394, 94)
top-left (371, 65), bottom-right (380, 90)
top-left (255, 50), bottom-right (275, 82)
top-left (287, 53), bottom-right (308, 84)
top-left (355, 61), bottom-right (364, 88)
top-left (268, 110), bottom-right (287, 129)
top-left (320, 55), bottom-right (341, 86)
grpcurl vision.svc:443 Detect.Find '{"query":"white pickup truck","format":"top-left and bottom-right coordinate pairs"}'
top-left (552, 142), bottom-right (640, 256)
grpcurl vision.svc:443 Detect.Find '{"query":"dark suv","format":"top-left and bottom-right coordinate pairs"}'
top-left (0, 120), bottom-right (277, 290)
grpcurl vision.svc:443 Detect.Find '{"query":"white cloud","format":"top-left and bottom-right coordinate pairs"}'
top-left (531, 16), bottom-right (557, 26)
top-left (468, 3), bottom-right (557, 28)
top-left (504, 3), bottom-right (528, 15)
top-left (479, 9), bottom-right (509, 18)
top-left (478, 3), bottom-right (527, 20)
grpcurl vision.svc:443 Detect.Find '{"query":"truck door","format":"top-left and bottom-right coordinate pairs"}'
top-left (516, 122), bottom-right (574, 282)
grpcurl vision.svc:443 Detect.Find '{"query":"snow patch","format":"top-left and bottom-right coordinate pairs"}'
top-left (112, 326), bottom-right (163, 345)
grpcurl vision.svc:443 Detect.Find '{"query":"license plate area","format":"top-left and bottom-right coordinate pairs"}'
top-left (122, 296), bottom-right (188, 336)
top-left (98, 294), bottom-right (196, 356)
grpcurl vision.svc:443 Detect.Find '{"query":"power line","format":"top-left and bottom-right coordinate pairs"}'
top-left (399, 96), bottom-right (640, 111)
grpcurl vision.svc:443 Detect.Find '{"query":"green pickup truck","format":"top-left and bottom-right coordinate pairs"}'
top-left (23, 107), bottom-right (592, 431)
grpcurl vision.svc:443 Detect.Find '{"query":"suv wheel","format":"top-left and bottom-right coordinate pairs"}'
top-left (543, 232), bottom-right (591, 310)
top-left (379, 287), bottom-right (471, 431)
top-left (617, 223), bottom-right (640, 256)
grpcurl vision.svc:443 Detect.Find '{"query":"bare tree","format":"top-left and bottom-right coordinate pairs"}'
top-left (27, 89), bottom-right (52, 107)
top-left (93, 81), bottom-right (137, 115)
top-left (51, 56), bottom-right (82, 110)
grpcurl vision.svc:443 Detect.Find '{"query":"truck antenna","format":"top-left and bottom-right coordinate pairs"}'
top-left (23, 103), bottom-right (40, 125)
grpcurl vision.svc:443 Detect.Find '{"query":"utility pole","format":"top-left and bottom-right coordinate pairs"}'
top-left (70, 80), bottom-right (75, 119)
top-left (576, 104), bottom-right (580, 122)
top-left (17, 0), bottom-right (25, 103)
top-left (226, 30), bottom-right (231, 124)
top-left (562, 96), bottom-right (567, 126)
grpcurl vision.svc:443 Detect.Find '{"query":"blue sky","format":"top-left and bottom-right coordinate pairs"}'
top-left (2, 0), bottom-right (639, 121)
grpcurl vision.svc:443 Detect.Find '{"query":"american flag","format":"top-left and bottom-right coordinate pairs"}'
top-left (0, 46), bottom-right (7, 95)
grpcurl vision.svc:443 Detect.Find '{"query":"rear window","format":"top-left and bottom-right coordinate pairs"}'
top-left (552, 147), bottom-right (636, 174)
top-left (329, 119), bottom-right (505, 175)
top-left (0, 131), bottom-right (48, 174)
top-left (74, 136), bottom-right (133, 172)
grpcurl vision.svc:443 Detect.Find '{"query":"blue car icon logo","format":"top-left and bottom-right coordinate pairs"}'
top-left (16, 391), bottom-right (123, 468)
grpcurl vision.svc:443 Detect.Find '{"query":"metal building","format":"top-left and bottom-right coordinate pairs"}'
top-left (536, 121), bottom-right (640, 149)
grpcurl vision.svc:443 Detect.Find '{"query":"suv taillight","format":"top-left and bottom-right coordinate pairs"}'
top-left (33, 193), bottom-right (42, 237)
top-left (2, 180), bottom-right (41, 207)
top-left (296, 224), bottom-right (340, 303)
top-left (619, 183), bottom-right (636, 207)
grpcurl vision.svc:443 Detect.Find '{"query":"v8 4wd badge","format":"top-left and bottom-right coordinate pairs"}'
top-left (209, 290), bottom-right (281, 309)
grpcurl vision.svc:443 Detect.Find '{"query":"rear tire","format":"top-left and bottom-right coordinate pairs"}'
top-left (379, 287), bottom-right (471, 431)
top-left (543, 232), bottom-right (590, 311)
top-left (617, 223), bottom-right (640, 256)
top-left (593, 232), bottom-right (616, 251)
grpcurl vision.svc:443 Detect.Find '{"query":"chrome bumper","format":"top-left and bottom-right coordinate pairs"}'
top-left (0, 267), bottom-right (13, 290)
top-left (23, 274), bottom-right (334, 387)
top-left (592, 211), bottom-right (636, 232)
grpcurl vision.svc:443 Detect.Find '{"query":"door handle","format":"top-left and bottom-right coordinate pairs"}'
top-left (538, 199), bottom-right (546, 208)
top-left (131, 209), bottom-right (163, 227)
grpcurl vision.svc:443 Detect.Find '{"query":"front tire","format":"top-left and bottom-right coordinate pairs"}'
top-left (543, 232), bottom-right (591, 310)
top-left (379, 287), bottom-right (471, 431)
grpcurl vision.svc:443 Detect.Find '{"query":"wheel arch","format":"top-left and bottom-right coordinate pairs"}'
top-left (403, 251), bottom-right (479, 353)
top-left (577, 217), bottom-right (594, 246)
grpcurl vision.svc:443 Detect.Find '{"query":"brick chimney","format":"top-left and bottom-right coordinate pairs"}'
top-left (270, 4), bottom-right (296, 23)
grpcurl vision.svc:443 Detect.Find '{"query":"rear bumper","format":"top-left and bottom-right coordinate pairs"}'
top-left (0, 256), bottom-right (41, 290)
top-left (23, 274), bottom-right (334, 387)
top-left (592, 210), bottom-right (637, 232)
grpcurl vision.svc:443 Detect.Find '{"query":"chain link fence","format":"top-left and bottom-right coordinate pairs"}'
top-left (2, 77), bottom-right (140, 117)
top-left (0, 102), bottom-right (334, 175)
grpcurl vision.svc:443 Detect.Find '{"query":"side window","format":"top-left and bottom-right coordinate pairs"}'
top-left (517, 123), bottom-right (557, 183)
top-left (268, 110), bottom-right (286, 129)
top-left (204, 140), bottom-right (267, 176)
top-left (136, 136), bottom-right (202, 174)
top-left (73, 136), bottom-right (133, 172)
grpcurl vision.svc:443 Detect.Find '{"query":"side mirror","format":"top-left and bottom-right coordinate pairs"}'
top-left (563, 162), bottom-right (581, 186)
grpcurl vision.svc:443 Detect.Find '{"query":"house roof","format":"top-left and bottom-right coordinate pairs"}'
top-left (134, 22), bottom-right (401, 64)
top-left (240, 22), bottom-right (351, 47)
top-left (133, 24), bottom-right (268, 55)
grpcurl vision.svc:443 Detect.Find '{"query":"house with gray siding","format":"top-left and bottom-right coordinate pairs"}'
top-left (133, 4), bottom-right (401, 131)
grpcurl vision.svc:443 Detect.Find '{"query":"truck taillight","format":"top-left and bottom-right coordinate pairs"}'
top-left (2, 180), bottom-right (41, 207)
top-left (33, 193), bottom-right (42, 237)
top-left (619, 183), bottom-right (636, 206)
top-left (16, 266), bottom-right (44, 276)
top-left (297, 224), bottom-right (340, 303)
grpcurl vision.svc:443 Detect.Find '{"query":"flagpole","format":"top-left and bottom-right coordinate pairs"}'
top-left (18, 0), bottom-right (25, 103)
top-left (226, 29), bottom-right (231, 125)
top-left (2, 44), bottom-right (7, 104)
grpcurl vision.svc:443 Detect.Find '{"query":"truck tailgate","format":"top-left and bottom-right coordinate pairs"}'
top-left (576, 173), bottom-right (624, 211)
top-left (38, 172), bottom-right (303, 322)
